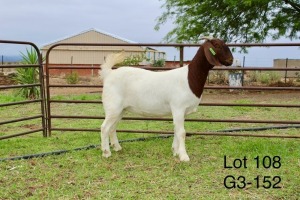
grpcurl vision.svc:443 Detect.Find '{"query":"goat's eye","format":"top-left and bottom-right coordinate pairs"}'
top-left (214, 44), bottom-right (221, 50)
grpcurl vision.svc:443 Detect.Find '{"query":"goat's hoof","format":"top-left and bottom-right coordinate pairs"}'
top-left (112, 144), bottom-right (122, 152)
top-left (179, 154), bottom-right (190, 162)
top-left (102, 150), bottom-right (111, 158)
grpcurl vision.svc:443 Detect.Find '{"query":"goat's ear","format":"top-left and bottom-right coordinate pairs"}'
top-left (203, 42), bottom-right (222, 66)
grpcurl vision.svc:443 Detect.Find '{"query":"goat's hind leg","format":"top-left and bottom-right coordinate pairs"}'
top-left (109, 116), bottom-right (123, 152)
top-left (101, 114), bottom-right (121, 158)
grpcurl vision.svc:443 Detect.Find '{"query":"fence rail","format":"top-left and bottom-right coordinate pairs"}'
top-left (45, 42), bottom-right (300, 139)
top-left (1, 40), bottom-right (299, 140)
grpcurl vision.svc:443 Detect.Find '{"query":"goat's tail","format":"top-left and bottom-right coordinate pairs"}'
top-left (100, 52), bottom-right (125, 80)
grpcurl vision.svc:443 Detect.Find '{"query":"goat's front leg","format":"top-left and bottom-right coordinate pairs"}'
top-left (172, 135), bottom-right (179, 156)
top-left (172, 111), bottom-right (189, 162)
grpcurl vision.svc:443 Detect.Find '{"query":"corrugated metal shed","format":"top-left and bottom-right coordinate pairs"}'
top-left (41, 28), bottom-right (165, 65)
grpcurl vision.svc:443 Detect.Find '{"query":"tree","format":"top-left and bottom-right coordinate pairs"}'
top-left (155, 0), bottom-right (300, 43)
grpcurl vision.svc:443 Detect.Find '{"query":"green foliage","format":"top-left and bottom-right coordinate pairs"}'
top-left (66, 71), bottom-right (79, 84)
top-left (268, 71), bottom-right (281, 83)
top-left (13, 48), bottom-right (41, 99)
top-left (258, 72), bottom-right (281, 84)
top-left (295, 72), bottom-right (300, 82)
top-left (248, 71), bottom-right (260, 82)
top-left (119, 53), bottom-right (146, 66)
top-left (151, 58), bottom-right (165, 67)
top-left (155, 0), bottom-right (300, 43)
top-left (249, 71), bottom-right (281, 84)
top-left (258, 72), bottom-right (271, 84)
top-left (0, 93), bottom-right (24, 103)
top-left (1, 135), bottom-right (299, 199)
top-left (1, 90), bottom-right (300, 199)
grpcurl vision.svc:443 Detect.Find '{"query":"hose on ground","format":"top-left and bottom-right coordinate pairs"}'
top-left (1, 125), bottom-right (299, 162)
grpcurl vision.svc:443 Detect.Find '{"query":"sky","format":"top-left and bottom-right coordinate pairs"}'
top-left (0, 0), bottom-right (299, 67)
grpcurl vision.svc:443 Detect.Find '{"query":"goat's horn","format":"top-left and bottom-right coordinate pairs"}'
top-left (199, 36), bottom-right (214, 41)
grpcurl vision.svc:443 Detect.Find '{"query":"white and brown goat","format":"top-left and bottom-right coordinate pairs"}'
top-left (99, 38), bottom-right (233, 161)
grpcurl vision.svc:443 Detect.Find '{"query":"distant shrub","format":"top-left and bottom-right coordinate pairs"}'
top-left (257, 72), bottom-right (281, 85)
top-left (295, 72), bottom-right (300, 82)
top-left (208, 71), bottom-right (228, 84)
top-left (268, 71), bottom-right (281, 83)
top-left (258, 72), bottom-right (271, 84)
top-left (152, 59), bottom-right (165, 67)
top-left (119, 53), bottom-right (146, 66)
top-left (248, 71), bottom-right (260, 82)
top-left (66, 71), bottom-right (79, 84)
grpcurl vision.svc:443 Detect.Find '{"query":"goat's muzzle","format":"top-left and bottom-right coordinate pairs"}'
top-left (224, 57), bottom-right (233, 66)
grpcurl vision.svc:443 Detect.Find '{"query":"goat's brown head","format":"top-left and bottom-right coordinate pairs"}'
top-left (201, 37), bottom-right (233, 68)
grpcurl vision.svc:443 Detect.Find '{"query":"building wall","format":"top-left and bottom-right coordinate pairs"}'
top-left (41, 30), bottom-right (146, 65)
top-left (42, 29), bottom-right (166, 75)
top-left (273, 59), bottom-right (300, 78)
top-left (46, 64), bottom-right (101, 77)
top-left (44, 49), bottom-right (145, 65)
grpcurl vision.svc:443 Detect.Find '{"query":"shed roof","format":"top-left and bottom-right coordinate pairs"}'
top-left (41, 28), bottom-right (137, 49)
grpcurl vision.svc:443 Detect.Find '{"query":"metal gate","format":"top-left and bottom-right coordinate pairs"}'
top-left (0, 40), bottom-right (46, 139)
top-left (1, 40), bottom-right (300, 140)
top-left (44, 42), bottom-right (300, 139)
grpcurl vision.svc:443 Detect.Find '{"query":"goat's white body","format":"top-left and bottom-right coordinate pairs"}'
top-left (100, 53), bottom-right (201, 161)
top-left (102, 66), bottom-right (201, 117)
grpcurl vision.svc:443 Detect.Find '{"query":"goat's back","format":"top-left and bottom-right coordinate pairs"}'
top-left (102, 66), bottom-right (200, 116)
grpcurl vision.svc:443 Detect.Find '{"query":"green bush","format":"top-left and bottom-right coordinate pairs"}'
top-left (248, 71), bottom-right (260, 82)
top-left (13, 48), bottom-right (41, 99)
top-left (119, 53), bottom-right (146, 66)
top-left (152, 59), bottom-right (165, 67)
top-left (268, 71), bottom-right (281, 83)
top-left (66, 71), bottom-right (79, 84)
top-left (257, 72), bottom-right (281, 85)
top-left (258, 72), bottom-right (271, 84)
top-left (249, 71), bottom-right (281, 85)
top-left (295, 72), bottom-right (300, 82)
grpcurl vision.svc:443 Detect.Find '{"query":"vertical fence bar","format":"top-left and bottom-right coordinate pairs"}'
top-left (285, 58), bottom-right (288, 83)
top-left (45, 49), bottom-right (52, 136)
top-left (38, 52), bottom-right (47, 137)
top-left (25, 42), bottom-right (47, 137)
top-left (242, 56), bottom-right (245, 86)
top-left (179, 46), bottom-right (184, 67)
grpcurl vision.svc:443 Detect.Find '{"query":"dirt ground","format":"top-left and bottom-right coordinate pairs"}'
top-left (201, 90), bottom-right (300, 103)
top-left (48, 77), bottom-right (300, 103)
top-left (48, 77), bottom-right (101, 96)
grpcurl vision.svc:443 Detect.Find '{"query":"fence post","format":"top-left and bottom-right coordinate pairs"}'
top-left (242, 56), bottom-right (245, 86)
top-left (1, 55), bottom-right (3, 72)
top-left (285, 58), bottom-right (288, 83)
top-left (38, 52), bottom-right (47, 137)
top-left (179, 46), bottom-right (184, 67)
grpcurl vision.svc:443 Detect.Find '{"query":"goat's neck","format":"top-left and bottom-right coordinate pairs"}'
top-left (187, 47), bottom-right (213, 98)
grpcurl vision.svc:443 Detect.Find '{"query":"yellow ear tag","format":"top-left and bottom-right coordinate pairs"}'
top-left (209, 48), bottom-right (216, 56)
